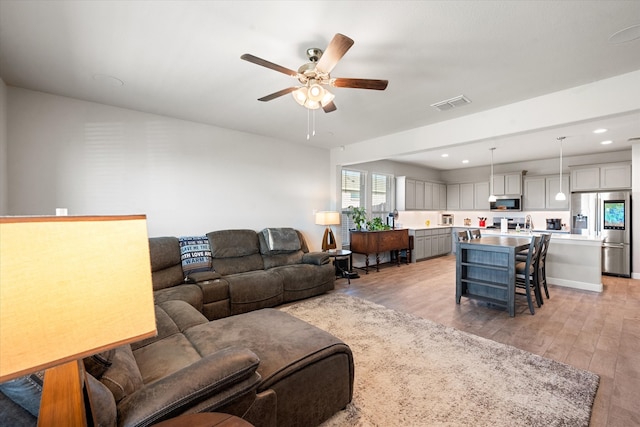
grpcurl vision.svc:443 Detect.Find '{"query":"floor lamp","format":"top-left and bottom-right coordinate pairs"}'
top-left (315, 211), bottom-right (341, 252)
top-left (0, 215), bottom-right (157, 427)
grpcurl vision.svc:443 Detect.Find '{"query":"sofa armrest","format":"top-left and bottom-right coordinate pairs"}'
top-left (117, 347), bottom-right (260, 427)
top-left (302, 252), bottom-right (330, 265)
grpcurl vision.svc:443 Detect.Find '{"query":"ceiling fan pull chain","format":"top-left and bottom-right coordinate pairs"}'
top-left (306, 108), bottom-right (310, 140)
top-left (313, 109), bottom-right (316, 137)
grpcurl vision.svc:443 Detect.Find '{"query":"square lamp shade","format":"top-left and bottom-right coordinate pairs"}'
top-left (315, 211), bottom-right (340, 251)
top-left (0, 215), bottom-right (157, 426)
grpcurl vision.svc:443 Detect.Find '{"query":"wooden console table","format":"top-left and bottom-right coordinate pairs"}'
top-left (350, 229), bottom-right (410, 273)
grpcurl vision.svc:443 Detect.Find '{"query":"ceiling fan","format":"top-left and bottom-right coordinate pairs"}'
top-left (241, 33), bottom-right (388, 113)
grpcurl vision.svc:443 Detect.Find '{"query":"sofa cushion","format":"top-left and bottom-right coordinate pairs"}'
top-left (100, 345), bottom-right (144, 403)
top-left (207, 230), bottom-right (260, 259)
top-left (207, 230), bottom-right (265, 275)
top-left (179, 236), bottom-right (213, 275)
top-left (262, 250), bottom-right (304, 269)
top-left (225, 271), bottom-right (283, 314)
top-left (259, 228), bottom-right (301, 254)
top-left (149, 237), bottom-right (184, 291)
top-left (153, 283), bottom-right (203, 312)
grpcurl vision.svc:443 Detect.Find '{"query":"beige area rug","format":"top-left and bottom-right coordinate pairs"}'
top-left (279, 293), bottom-right (599, 427)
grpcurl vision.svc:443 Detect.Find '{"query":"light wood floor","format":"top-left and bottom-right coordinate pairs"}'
top-left (330, 255), bottom-right (640, 427)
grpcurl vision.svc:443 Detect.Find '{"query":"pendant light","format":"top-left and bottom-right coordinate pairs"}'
top-left (555, 136), bottom-right (566, 201)
top-left (488, 147), bottom-right (497, 202)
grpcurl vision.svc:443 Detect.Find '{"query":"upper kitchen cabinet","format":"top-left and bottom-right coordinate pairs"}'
top-left (446, 184), bottom-right (460, 210)
top-left (492, 172), bottom-right (522, 196)
top-left (459, 183), bottom-right (475, 210)
top-left (570, 162), bottom-right (631, 192)
top-left (523, 177), bottom-right (546, 210)
top-left (397, 177), bottom-right (447, 211)
top-left (446, 182), bottom-right (488, 210)
top-left (523, 175), bottom-right (569, 210)
top-left (545, 175), bottom-right (570, 210)
top-left (474, 181), bottom-right (490, 210)
top-left (396, 177), bottom-right (415, 210)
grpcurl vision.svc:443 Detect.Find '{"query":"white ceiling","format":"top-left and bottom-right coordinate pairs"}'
top-left (1, 1), bottom-right (639, 170)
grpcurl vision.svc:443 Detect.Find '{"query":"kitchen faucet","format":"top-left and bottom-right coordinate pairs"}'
top-left (525, 215), bottom-right (534, 232)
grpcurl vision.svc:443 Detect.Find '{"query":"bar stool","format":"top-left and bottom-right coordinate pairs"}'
top-left (515, 235), bottom-right (542, 314)
top-left (469, 229), bottom-right (481, 239)
top-left (537, 233), bottom-right (552, 299)
top-left (457, 230), bottom-right (470, 241)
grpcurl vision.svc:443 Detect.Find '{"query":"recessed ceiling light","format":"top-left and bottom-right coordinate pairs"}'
top-left (608, 23), bottom-right (640, 44)
top-left (593, 128), bottom-right (607, 134)
top-left (462, 160), bottom-right (469, 164)
top-left (441, 154), bottom-right (449, 158)
top-left (600, 140), bottom-right (613, 145)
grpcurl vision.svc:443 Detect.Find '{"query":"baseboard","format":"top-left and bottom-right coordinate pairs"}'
top-left (548, 276), bottom-right (603, 293)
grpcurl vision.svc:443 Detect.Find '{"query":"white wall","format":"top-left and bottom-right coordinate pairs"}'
top-left (633, 142), bottom-right (640, 279)
top-left (0, 78), bottom-right (7, 215)
top-left (6, 88), bottom-right (332, 248)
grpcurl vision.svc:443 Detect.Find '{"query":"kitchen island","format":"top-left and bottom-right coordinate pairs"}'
top-left (456, 235), bottom-right (533, 317)
top-left (481, 229), bottom-right (604, 292)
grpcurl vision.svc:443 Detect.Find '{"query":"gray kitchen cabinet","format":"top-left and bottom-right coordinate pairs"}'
top-left (459, 183), bottom-right (475, 210)
top-left (570, 162), bottom-right (631, 191)
top-left (523, 177), bottom-right (546, 210)
top-left (447, 184), bottom-right (460, 210)
top-left (545, 175), bottom-right (570, 210)
top-left (415, 180), bottom-right (425, 210)
top-left (600, 163), bottom-right (631, 189)
top-left (397, 177), bottom-right (447, 211)
top-left (414, 235), bottom-right (425, 259)
top-left (396, 176), bottom-right (416, 210)
top-left (474, 181), bottom-right (490, 210)
top-left (493, 173), bottom-right (522, 195)
top-left (524, 175), bottom-right (570, 210)
top-left (436, 184), bottom-right (447, 210)
top-left (425, 232), bottom-right (434, 258)
top-left (423, 182), bottom-right (433, 210)
top-left (411, 228), bottom-right (452, 261)
top-left (570, 167), bottom-right (600, 191)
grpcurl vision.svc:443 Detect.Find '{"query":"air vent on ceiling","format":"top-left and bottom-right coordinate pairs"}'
top-left (430, 95), bottom-right (472, 112)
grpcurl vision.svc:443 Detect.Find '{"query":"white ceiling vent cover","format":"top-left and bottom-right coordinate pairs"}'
top-left (430, 95), bottom-right (472, 112)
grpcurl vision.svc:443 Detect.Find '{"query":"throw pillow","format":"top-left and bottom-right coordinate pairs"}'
top-left (179, 236), bottom-right (213, 277)
top-left (260, 228), bottom-right (301, 254)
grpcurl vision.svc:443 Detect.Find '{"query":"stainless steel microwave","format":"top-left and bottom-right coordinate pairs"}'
top-left (490, 196), bottom-right (522, 211)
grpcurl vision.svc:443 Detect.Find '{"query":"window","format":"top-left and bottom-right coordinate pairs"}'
top-left (340, 169), bottom-right (366, 247)
top-left (371, 173), bottom-right (393, 220)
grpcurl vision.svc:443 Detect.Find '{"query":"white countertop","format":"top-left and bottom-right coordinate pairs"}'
top-left (480, 229), bottom-right (603, 243)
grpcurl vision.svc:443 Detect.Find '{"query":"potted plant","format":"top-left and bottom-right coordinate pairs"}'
top-left (367, 217), bottom-right (392, 231)
top-left (347, 206), bottom-right (367, 230)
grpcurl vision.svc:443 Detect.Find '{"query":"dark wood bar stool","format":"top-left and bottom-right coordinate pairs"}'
top-left (515, 235), bottom-right (542, 314)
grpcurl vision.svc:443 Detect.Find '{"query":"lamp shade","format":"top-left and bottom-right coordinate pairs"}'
top-left (315, 211), bottom-right (341, 226)
top-left (0, 215), bottom-right (157, 382)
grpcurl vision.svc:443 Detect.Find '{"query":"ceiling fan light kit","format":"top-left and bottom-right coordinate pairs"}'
top-left (241, 33), bottom-right (388, 114)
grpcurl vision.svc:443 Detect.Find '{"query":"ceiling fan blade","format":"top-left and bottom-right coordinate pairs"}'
top-left (331, 78), bottom-right (389, 90)
top-left (322, 101), bottom-right (337, 113)
top-left (241, 53), bottom-right (298, 77)
top-left (316, 33), bottom-right (354, 74)
top-left (257, 87), bottom-right (298, 102)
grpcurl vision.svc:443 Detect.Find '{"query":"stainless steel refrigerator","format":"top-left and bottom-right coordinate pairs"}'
top-left (571, 191), bottom-right (632, 277)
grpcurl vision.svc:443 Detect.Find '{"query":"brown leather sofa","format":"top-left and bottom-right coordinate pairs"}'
top-left (0, 228), bottom-right (352, 427)
top-left (151, 228), bottom-right (336, 320)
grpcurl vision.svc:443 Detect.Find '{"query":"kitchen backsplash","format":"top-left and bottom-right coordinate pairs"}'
top-left (397, 210), bottom-right (571, 231)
